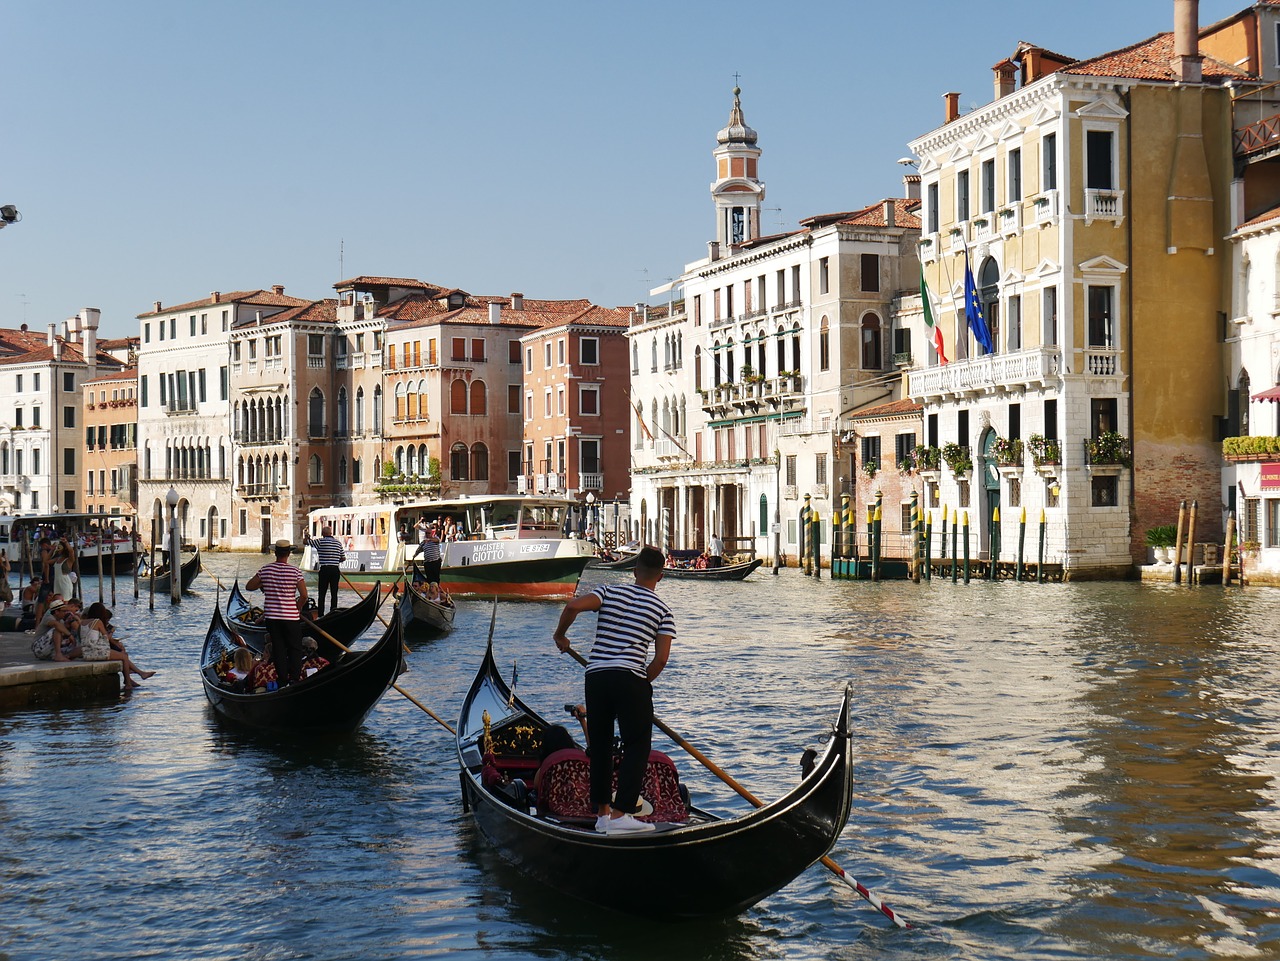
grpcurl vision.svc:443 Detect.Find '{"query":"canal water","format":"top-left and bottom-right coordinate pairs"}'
top-left (3, 556), bottom-right (1280, 960)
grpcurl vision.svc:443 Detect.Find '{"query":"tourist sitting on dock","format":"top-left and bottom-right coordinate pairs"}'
top-left (76, 604), bottom-right (153, 690)
top-left (30, 599), bottom-right (81, 662)
top-left (84, 602), bottom-right (156, 685)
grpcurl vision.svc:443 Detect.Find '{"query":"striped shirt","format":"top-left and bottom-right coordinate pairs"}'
top-left (257, 560), bottom-right (305, 621)
top-left (585, 583), bottom-right (675, 678)
top-left (314, 535), bottom-right (346, 567)
top-left (418, 535), bottom-right (442, 563)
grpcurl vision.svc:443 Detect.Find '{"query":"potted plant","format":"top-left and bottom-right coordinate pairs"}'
top-left (1085, 431), bottom-right (1132, 467)
top-left (914, 444), bottom-right (941, 471)
top-left (941, 442), bottom-right (973, 475)
top-left (897, 451), bottom-right (916, 474)
top-left (1145, 524), bottom-right (1177, 564)
top-left (1028, 433), bottom-right (1061, 467)
top-left (861, 460), bottom-right (879, 479)
top-left (991, 436), bottom-right (1024, 468)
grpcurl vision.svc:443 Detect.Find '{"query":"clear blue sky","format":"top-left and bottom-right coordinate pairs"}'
top-left (0, 0), bottom-right (1249, 338)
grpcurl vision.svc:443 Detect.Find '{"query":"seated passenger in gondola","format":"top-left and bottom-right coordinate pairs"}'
top-left (224, 647), bottom-right (257, 692)
top-left (245, 642), bottom-right (279, 692)
top-left (694, 550), bottom-right (710, 570)
top-left (300, 637), bottom-right (330, 678)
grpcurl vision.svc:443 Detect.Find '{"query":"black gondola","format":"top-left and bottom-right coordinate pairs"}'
top-left (226, 578), bottom-right (385, 663)
top-left (456, 639), bottom-right (854, 919)
top-left (200, 604), bottom-right (404, 732)
top-left (145, 546), bottom-right (201, 594)
top-left (661, 557), bottom-right (763, 581)
top-left (396, 576), bottom-right (456, 634)
top-left (585, 551), bottom-right (639, 571)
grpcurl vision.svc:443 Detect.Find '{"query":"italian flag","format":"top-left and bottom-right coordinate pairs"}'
top-left (920, 275), bottom-right (948, 365)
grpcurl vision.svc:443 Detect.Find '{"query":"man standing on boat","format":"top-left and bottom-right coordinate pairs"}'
top-left (246, 539), bottom-right (308, 688)
top-left (413, 521), bottom-right (443, 586)
top-left (552, 545), bottom-right (674, 835)
top-left (312, 525), bottom-right (346, 617)
top-left (708, 532), bottom-right (724, 568)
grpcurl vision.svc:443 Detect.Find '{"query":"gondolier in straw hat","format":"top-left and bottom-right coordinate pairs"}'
top-left (247, 538), bottom-right (309, 688)
top-left (552, 544), bottom-right (674, 835)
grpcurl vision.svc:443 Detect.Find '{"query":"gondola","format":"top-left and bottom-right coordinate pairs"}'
top-left (144, 546), bottom-right (201, 594)
top-left (226, 578), bottom-right (385, 663)
top-left (200, 604), bottom-right (405, 732)
top-left (456, 638), bottom-right (854, 919)
top-left (585, 551), bottom-right (639, 571)
top-left (661, 557), bottom-right (764, 581)
top-left (395, 576), bottom-right (456, 634)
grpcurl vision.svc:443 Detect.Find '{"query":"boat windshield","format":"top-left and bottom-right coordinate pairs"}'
top-left (481, 501), bottom-right (566, 539)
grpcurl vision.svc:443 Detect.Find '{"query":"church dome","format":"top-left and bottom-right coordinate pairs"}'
top-left (716, 86), bottom-right (758, 145)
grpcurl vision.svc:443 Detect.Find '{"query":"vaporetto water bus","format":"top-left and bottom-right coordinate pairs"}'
top-left (300, 496), bottom-right (595, 599)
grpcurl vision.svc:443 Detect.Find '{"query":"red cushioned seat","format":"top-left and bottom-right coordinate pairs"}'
top-left (535, 748), bottom-right (688, 823)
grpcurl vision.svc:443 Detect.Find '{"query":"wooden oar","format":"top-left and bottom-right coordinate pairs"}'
top-left (342, 571), bottom-right (394, 630)
top-left (309, 620), bottom-right (454, 735)
top-left (562, 644), bottom-right (909, 929)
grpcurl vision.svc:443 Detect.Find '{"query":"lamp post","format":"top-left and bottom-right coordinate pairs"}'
top-left (166, 486), bottom-right (180, 605)
top-left (585, 491), bottom-right (596, 545)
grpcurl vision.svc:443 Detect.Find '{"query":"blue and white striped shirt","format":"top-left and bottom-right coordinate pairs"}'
top-left (314, 535), bottom-right (345, 567)
top-left (585, 583), bottom-right (675, 678)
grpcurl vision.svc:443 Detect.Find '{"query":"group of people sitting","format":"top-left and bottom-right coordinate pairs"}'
top-left (214, 637), bottom-right (331, 694)
top-left (665, 547), bottom-right (724, 570)
top-left (29, 597), bottom-right (155, 691)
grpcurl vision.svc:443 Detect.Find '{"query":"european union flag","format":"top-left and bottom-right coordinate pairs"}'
top-left (963, 249), bottom-right (994, 355)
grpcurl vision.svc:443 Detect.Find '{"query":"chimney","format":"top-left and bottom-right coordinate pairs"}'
top-left (993, 59), bottom-right (1017, 100)
top-left (883, 200), bottom-right (896, 228)
top-left (47, 323), bottom-right (56, 346)
top-left (272, 284), bottom-right (285, 296)
top-left (81, 308), bottom-right (99, 366)
top-left (944, 92), bottom-right (961, 124)
top-left (153, 301), bottom-right (162, 313)
top-left (489, 302), bottom-right (502, 324)
top-left (210, 291), bottom-right (221, 303)
top-left (903, 173), bottom-right (921, 201)
top-left (708, 240), bottom-right (721, 262)
top-left (510, 292), bottom-right (524, 311)
top-left (1174, 0), bottom-right (1202, 83)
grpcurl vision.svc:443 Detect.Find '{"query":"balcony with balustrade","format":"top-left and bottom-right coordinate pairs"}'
top-left (909, 346), bottom-right (1063, 401)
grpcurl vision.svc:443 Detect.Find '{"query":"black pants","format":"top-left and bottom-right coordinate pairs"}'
top-left (585, 668), bottom-right (653, 814)
top-left (265, 618), bottom-right (304, 686)
top-left (317, 565), bottom-right (340, 616)
top-left (420, 558), bottom-right (442, 583)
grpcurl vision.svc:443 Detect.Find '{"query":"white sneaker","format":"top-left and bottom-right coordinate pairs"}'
top-left (604, 813), bottom-right (656, 834)
top-left (594, 815), bottom-right (610, 833)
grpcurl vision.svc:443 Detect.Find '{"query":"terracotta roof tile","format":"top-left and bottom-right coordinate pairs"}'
top-left (848, 397), bottom-right (922, 420)
top-left (232, 299), bottom-right (338, 327)
top-left (137, 289), bottom-right (311, 319)
top-left (333, 276), bottom-right (446, 292)
top-left (1241, 203), bottom-right (1280, 229)
top-left (1063, 31), bottom-right (1252, 82)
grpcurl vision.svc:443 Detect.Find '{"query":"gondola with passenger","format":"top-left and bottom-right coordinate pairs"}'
top-left (141, 546), bottom-right (202, 594)
top-left (456, 638), bottom-right (854, 919)
top-left (226, 578), bottom-right (385, 662)
top-left (661, 556), bottom-right (763, 581)
top-left (200, 604), bottom-right (404, 732)
top-left (395, 567), bottom-right (456, 634)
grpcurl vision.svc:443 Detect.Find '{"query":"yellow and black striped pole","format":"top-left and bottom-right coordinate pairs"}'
top-left (800, 494), bottom-right (812, 576)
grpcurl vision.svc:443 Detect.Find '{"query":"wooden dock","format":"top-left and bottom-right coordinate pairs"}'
top-left (0, 632), bottom-right (124, 711)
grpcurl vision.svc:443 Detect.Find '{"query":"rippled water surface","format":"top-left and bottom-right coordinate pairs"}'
top-left (4, 559), bottom-right (1280, 960)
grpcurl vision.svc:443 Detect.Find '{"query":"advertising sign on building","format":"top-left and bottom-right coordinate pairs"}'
top-left (1260, 463), bottom-right (1280, 490)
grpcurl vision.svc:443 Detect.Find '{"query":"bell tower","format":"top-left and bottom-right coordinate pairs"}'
top-left (711, 85), bottom-right (765, 254)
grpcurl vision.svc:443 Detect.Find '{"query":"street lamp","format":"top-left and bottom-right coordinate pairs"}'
top-left (166, 487), bottom-right (180, 604)
top-left (585, 491), bottom-right (596, 544)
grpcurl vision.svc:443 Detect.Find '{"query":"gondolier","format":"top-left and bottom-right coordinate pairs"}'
top-left (414, 522), bottom-right (443, 586)
top-left (246, 539), bottom-right (309, 688)
top-left (553, 545), bottom-right (674, 834)
top-left (312, 526), bottom-right (346, 617)
top-left (708, 532), bottom-right (724, 568)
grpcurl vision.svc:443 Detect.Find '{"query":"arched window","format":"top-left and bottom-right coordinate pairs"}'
top-left (776, 325), bottom-right (787, 373)
top-left (418, 379), bottom-right (429, 420)
top-left (631, 341), bottom-right (639, 374)
top-left (405, 382), bottom-right (417, 422)
top-left (860, 313), bottom-right (882, 370)
top-left (353, 457), bottom-right (362, 484)
top-left (355, 387), bottom-right (365, 433)
top-left (756, 335), bottom-right (766, 376)
top-left (819, 316), bottom-right (830, 371)
top-left (470, 380), bottom-right (487, 416)
top-left (395, 445), bottom-right (405, 475)
top-left (679, 396), bottom-right (687, 437)
top-left (713, 342), bottom-right (722, 385)
top-left (394, 382), bottom-right (406, 421)
top-left (373, 456), bottom-right (381, 481)
top-left (979, 256), bottom-right (1000, 356)
top-left (651, 338), bottom-right (658, 372)
top-left (726, 340), bottom-right (736, 382)
top-left (450, 379), bottom-right (468, 414)
top-left (1238, 369), bottom-right (1252, 436)
top-left (308, 454), bottom-right (323, 484)
top-left (372, 385), bottom-right (383, 426)
top-left (337, 387), bottom-right (349, 436)
top-left (471, 442), bottom-right (489, 481)
top-left (450, 442), bottom-right (469, 480)
top-left (308, 388), bottom-right (325, 437)
top-left (418, 444), bottom-right (429, 477)
top-left (694, 346), bottom-right (702, 391)
top-left (791, 323), bottom-right (802, 371)
top-left (650, 399), bottom-right (658, 449)
top-left (338, 456), bottom-right (348, 486)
